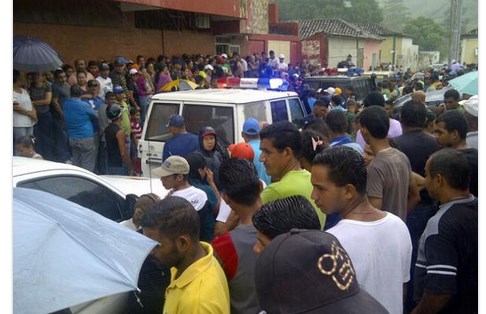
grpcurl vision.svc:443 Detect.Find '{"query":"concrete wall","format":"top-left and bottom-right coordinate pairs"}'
top-left (461, 38), bottom-right (478, 64)
top-left (301, 38), bottom-right (321, 66)
top-left (418, 51), bottom-right (441, 68)
top-left (240, 0), bottom-right (269, 34)
top-left (362, 40), bottom-right (381, 70)
top-left (328, 37), bottom-right (357, 68)
top-left (268, 40), bottom-right (290, 61)
top-left (13, 22), bottom-right (215, 67)
top-left (380, 36), bottom-right (417, 69)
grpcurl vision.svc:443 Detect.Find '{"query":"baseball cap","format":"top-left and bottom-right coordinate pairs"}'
top-left (152, 156), bottom-right (190, 178)
top-left (99, 63), bottom-right (110, 71)
top-left (302, 114), bottom-right (317, 127)
top-left (279, 53), bottom-right (285, 59)
top-left (200, 126), bottom-right (217, 138)
top-left (242, 118), bottom-right (260, 136)
top-left (204, 64), bottom-right (214, 71)
top-left (221, 53), bottom-right (228, 59)
top-left (460, 95), bottom-right (478, 117)
top-left (228, 142), bottom-right (254, 160)
top-left (255, 229), bottom-right (388, 314)
top-left (114, 57), bottom-right (126, 66)
top-left (129, 68), bottom-right (139, 75)
top-left (106, 104), bottom-right (123, 121)
top-left (335, 87), bottom-right (342, 95)
top-left (113, 85), bottom-right (124, 94)
top-left (319, 96), bottom-right (331, 107)
top-left (323, 87), bottom-right (335, 95)
top-left (166, 114), bottom-right (184, 128)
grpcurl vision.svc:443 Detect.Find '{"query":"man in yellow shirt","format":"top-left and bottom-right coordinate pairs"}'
top-left (141, 196), bottom-right (230, 314)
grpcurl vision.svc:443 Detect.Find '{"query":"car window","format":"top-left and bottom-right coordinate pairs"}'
top-left (270, 100), bottom-right (288, 122)
top-left (17, 176), bottom-right (127, 221)
top-left (145, 102), bottom-right (179, 142)
top-left (183, 104), bottom-right (234, 146)
top-left (288, 98), bottom-right (305, 129)
top-left (243, 101), bottom-right (267, 124)
top-left (305, 81), bottom-right (321, 91)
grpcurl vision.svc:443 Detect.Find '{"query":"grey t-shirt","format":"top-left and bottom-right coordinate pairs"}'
top-left (366, 147), bottom-right (411, 221)
top-left (29, 83), bottom-right (52, 113)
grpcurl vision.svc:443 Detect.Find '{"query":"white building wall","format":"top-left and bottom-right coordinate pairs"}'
top-left (328, 37), bottom-right (358, 68)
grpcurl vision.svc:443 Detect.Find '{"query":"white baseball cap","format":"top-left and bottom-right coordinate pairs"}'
top-left (221, 53), bottom-right (228, 59)
top-left (460, 95), bottom-right (478, 117)
top-left (129, 68), bottom-right (138, 75)
top-left (279, 53), bottom-right (285, 59)
top-left (204, 64), bottom-right (214, 71)
top-left (323, 87), bottom-right (335, 95)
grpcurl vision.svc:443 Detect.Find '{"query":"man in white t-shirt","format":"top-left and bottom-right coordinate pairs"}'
top-left (277, 54), bottom-right (288, 74)
top-left (311, 146), bottom-right (412, 314)
top-left (96, 63), bottom-right (113, 100)
top-left (152, 155), bottom-right (214, 242)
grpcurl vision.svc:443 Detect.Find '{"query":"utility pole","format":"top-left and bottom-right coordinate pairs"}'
top-left (448, 0), bottom-right (463, 64)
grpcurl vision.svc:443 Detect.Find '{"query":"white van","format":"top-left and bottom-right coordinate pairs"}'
top-left (139, 89), bottom-right (306, 177)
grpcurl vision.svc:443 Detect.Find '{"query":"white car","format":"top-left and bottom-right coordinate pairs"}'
top-left (12, 156), bottom-right (168, 314)
top-left (139, 88), bottom-right (307, 176)
top-left (13, 156), bottom-right (167, 222)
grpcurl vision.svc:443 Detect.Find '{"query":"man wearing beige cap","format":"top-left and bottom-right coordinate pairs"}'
top-left (153, 155), bottom-right (214, 241)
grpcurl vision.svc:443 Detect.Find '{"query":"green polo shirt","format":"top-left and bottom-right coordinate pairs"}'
top-left (260, 169), bottom-right (326, 229)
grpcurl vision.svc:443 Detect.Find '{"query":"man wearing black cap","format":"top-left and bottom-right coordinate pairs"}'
top-left (254, 229), bottom-right (388, 314)
top-left (162, 114), bottom-right (199, 161)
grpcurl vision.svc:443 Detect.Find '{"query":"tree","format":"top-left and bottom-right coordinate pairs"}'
top-left (381, 0), bottom-right (412, 32)
top-left (403, 17), bottom-right (447, 55)
top-left (274, 0), bottom-right (384, 24)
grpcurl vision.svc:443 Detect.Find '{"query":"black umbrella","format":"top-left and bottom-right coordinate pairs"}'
top-left (13, 35), bottom-right (63, 72)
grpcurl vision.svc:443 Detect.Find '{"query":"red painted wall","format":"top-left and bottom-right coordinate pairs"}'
top-left (13, 22), bottom-right (215, 67)
top-left (113, 0), bottom-right (242, 18)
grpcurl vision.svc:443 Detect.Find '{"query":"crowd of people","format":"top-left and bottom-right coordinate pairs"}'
top-left (12, 52), bottom-right (478, 313)
top-left (125, 90), bottom-right (476, 313)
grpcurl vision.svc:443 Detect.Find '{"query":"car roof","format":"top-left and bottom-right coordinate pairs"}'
top-left (13, 157), bottom-right (168, 199)
top-left (151, 89), bottom-right (299, 104)
top-left (101, 175), bottom-right (168, 199)
top-left (13, 156), bottom-right (96, 177)
top-left (13, 156), bottom-right (130, 195)
top-left (393, 86), bottom-right (452, 108)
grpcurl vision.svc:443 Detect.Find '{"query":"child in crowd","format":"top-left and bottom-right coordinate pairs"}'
top-left (130, 108), bottom-right (142, 176)
top-left (15, 136), bottom-right (43, 159)
top-left (197, 126), bottom-right (224, 190)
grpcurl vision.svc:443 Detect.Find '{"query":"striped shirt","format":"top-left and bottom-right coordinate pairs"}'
top-left (413, 195), bottom-right (478, 313)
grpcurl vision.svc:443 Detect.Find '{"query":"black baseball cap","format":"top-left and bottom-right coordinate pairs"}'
top-left (255, 229), bottom-right (388, 314)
